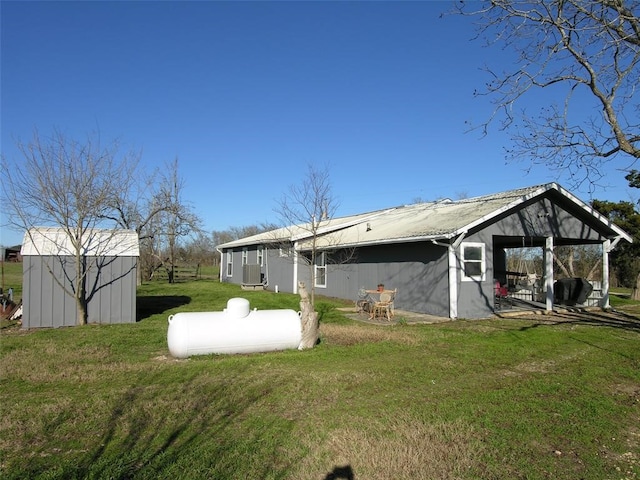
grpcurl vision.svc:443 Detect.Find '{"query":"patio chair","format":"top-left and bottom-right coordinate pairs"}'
top-left (371, 289), bottom-right (396, 321)
top-left (494, 281), bottom-right (511, 310)
top-left (355, 287), bottom-right (372, 314)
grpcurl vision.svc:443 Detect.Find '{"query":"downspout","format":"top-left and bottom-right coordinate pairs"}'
top-left (215, 247), bottom-right (223, 282)
top-left (293, 242), bottom-right (299, 294)
top-left (263, 246), bottom-right (269, 288)
top-left (432, 232), bottom-right (466, 319)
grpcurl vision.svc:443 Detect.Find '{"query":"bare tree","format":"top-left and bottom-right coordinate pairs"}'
top-left (553, 245), bottom-right (603, 280)
top-left (184, 232), bottom-right (216, 268)
top-left (212, 223), bottom-right (278, 266)
top-left (151, 158), bottom-right (202, 283)
top-left (275, 164), bottom-right (338, 348)
top-left (1, 129), bottom-right (136, 325)
top-left (457, 0), bottom-right (640, 190)
top-left (275, 164), bottom-right (338, 307)
top-left (101, 155), bottom-right (173, 284)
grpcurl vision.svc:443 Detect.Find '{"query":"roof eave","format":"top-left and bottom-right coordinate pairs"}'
top-left (296, 231), bottom-right (459, 251)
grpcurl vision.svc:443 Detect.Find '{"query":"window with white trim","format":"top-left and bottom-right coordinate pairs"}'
top-left (314, 252), bottom-right (327, 288)
top-left (226, 251), bottom-right (233, 277)
top-left (242, 248), bottom-right (248, 266)
top-left (461, 242), bottom-right (485, 281)
top-left (257, 246), bottom-right (264, 266)
top-left (279, 246), bottom-right (291, 257)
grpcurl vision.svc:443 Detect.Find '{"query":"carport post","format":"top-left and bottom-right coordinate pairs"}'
top-left (602, 239), bottom-right (611, 309)
top-left (545, 236), bottom-right (554, 312)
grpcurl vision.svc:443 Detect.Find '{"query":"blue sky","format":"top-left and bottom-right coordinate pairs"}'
top-left (1, 1), bottom-right (636, 248)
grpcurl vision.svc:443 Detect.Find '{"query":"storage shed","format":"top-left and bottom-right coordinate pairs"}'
top-left (20, 227), bottom-right (139, 328)
top-left (217, 183), bottom-right (632, 319)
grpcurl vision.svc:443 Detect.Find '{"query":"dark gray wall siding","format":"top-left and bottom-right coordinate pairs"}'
top-left (221, 249), bottom-right (239, 284)
top-left (22, 255), bottom-right (137, 328)
top-left (221, 247), bottom-right (297, 292)
top-left (487, 197), bottom-right (607, 242)
top-left (456, 231), bottom-right (496, 319)
top-left (361, 243), bottom-right (449, 317)
top-left (265, 249), bottom-right (295, 292)
top-left (315, 243), bottom-right (450, 317)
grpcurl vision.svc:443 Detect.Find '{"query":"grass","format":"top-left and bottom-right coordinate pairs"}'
top-left (1, 261), bottom-right (22, 300)
top-left (1, 274), bottom-right (639, 479)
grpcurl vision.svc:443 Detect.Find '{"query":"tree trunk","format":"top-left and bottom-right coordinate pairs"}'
top-left (632, 272), bottom-right (640, 301)
top-left (298, 281), bottom-right (318, 349)
top-left (76, 297), bottom-right (88, 326)
top-left (76, 255), bottom-right (88, 325)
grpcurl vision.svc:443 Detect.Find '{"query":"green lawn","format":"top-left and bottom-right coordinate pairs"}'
top-left (1, 261), bottom-right (22, 299)
top-left (1, 276), bottom-right (639, 479)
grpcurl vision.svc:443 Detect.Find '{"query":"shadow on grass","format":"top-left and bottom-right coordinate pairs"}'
top-left (136, 295), bottom-right (191, 321)
top-left (10, 371), bottom-right (301, 479)
top-left (324, 464), bottom-right (355, 479)
top-left (518, 308), bottom-right (640, 333)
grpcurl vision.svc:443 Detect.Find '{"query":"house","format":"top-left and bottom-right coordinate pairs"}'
top-left (216, 183), bottom-right (632, 319)
top-left (20, 227), bottom-right (139, 328)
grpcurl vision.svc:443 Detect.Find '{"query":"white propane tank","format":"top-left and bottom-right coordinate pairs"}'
top-left (167, 298), bottom-right (302, 358)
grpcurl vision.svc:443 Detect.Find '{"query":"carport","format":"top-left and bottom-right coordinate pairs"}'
top-left (491, 187), bottom-right (632, 313)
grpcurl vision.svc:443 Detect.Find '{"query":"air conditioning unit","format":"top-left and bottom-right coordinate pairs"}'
top-left (243, 264), bottom-right (262, 285)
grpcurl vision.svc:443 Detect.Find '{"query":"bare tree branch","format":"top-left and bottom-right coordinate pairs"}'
top-left (457, 0), bottom-right (640, 189)
top-left (275, 164), bottom-right (338, 308)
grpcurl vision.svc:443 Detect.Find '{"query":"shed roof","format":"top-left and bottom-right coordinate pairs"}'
top-left (217, 183), bottom-right (632, 251)
top-left (21, 227), bottom-right (140, 257)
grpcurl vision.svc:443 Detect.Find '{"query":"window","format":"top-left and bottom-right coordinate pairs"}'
top-left (461, 242), bottom-right (485, 281)
top-left (242, 248), bottom-right (248, 266)
top-left (257, 246), bottom-right (264, 266)
top-left (314, 251), bottom-right (327, 288)
top-left (226, 251), bottom-right (233, 277)
top-left (279, 246), bottom-right (291, 257)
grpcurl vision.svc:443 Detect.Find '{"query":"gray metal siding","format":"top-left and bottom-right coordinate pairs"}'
top-left (87, 256), bottom-right (137, 324)
top-left (319, 243), bottom-right (450, 317)
top-left (488, 197), bottom-right (608, 242)
top-left (221, 247), bottom-right (296, 292)
top-left (221, 249), bottom-right (239, 285)
top-left (22, 255), bottom-right (137, 328)
top-left (265, 249), bottom-right (295, 292)
top-left (23, 256), bottom-right (76, 328)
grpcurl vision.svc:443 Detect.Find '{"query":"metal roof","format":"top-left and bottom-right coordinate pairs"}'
top-left (217, 183), bottom-right (633, 251)
top-left (21, 227), bottom-right (140, 256)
